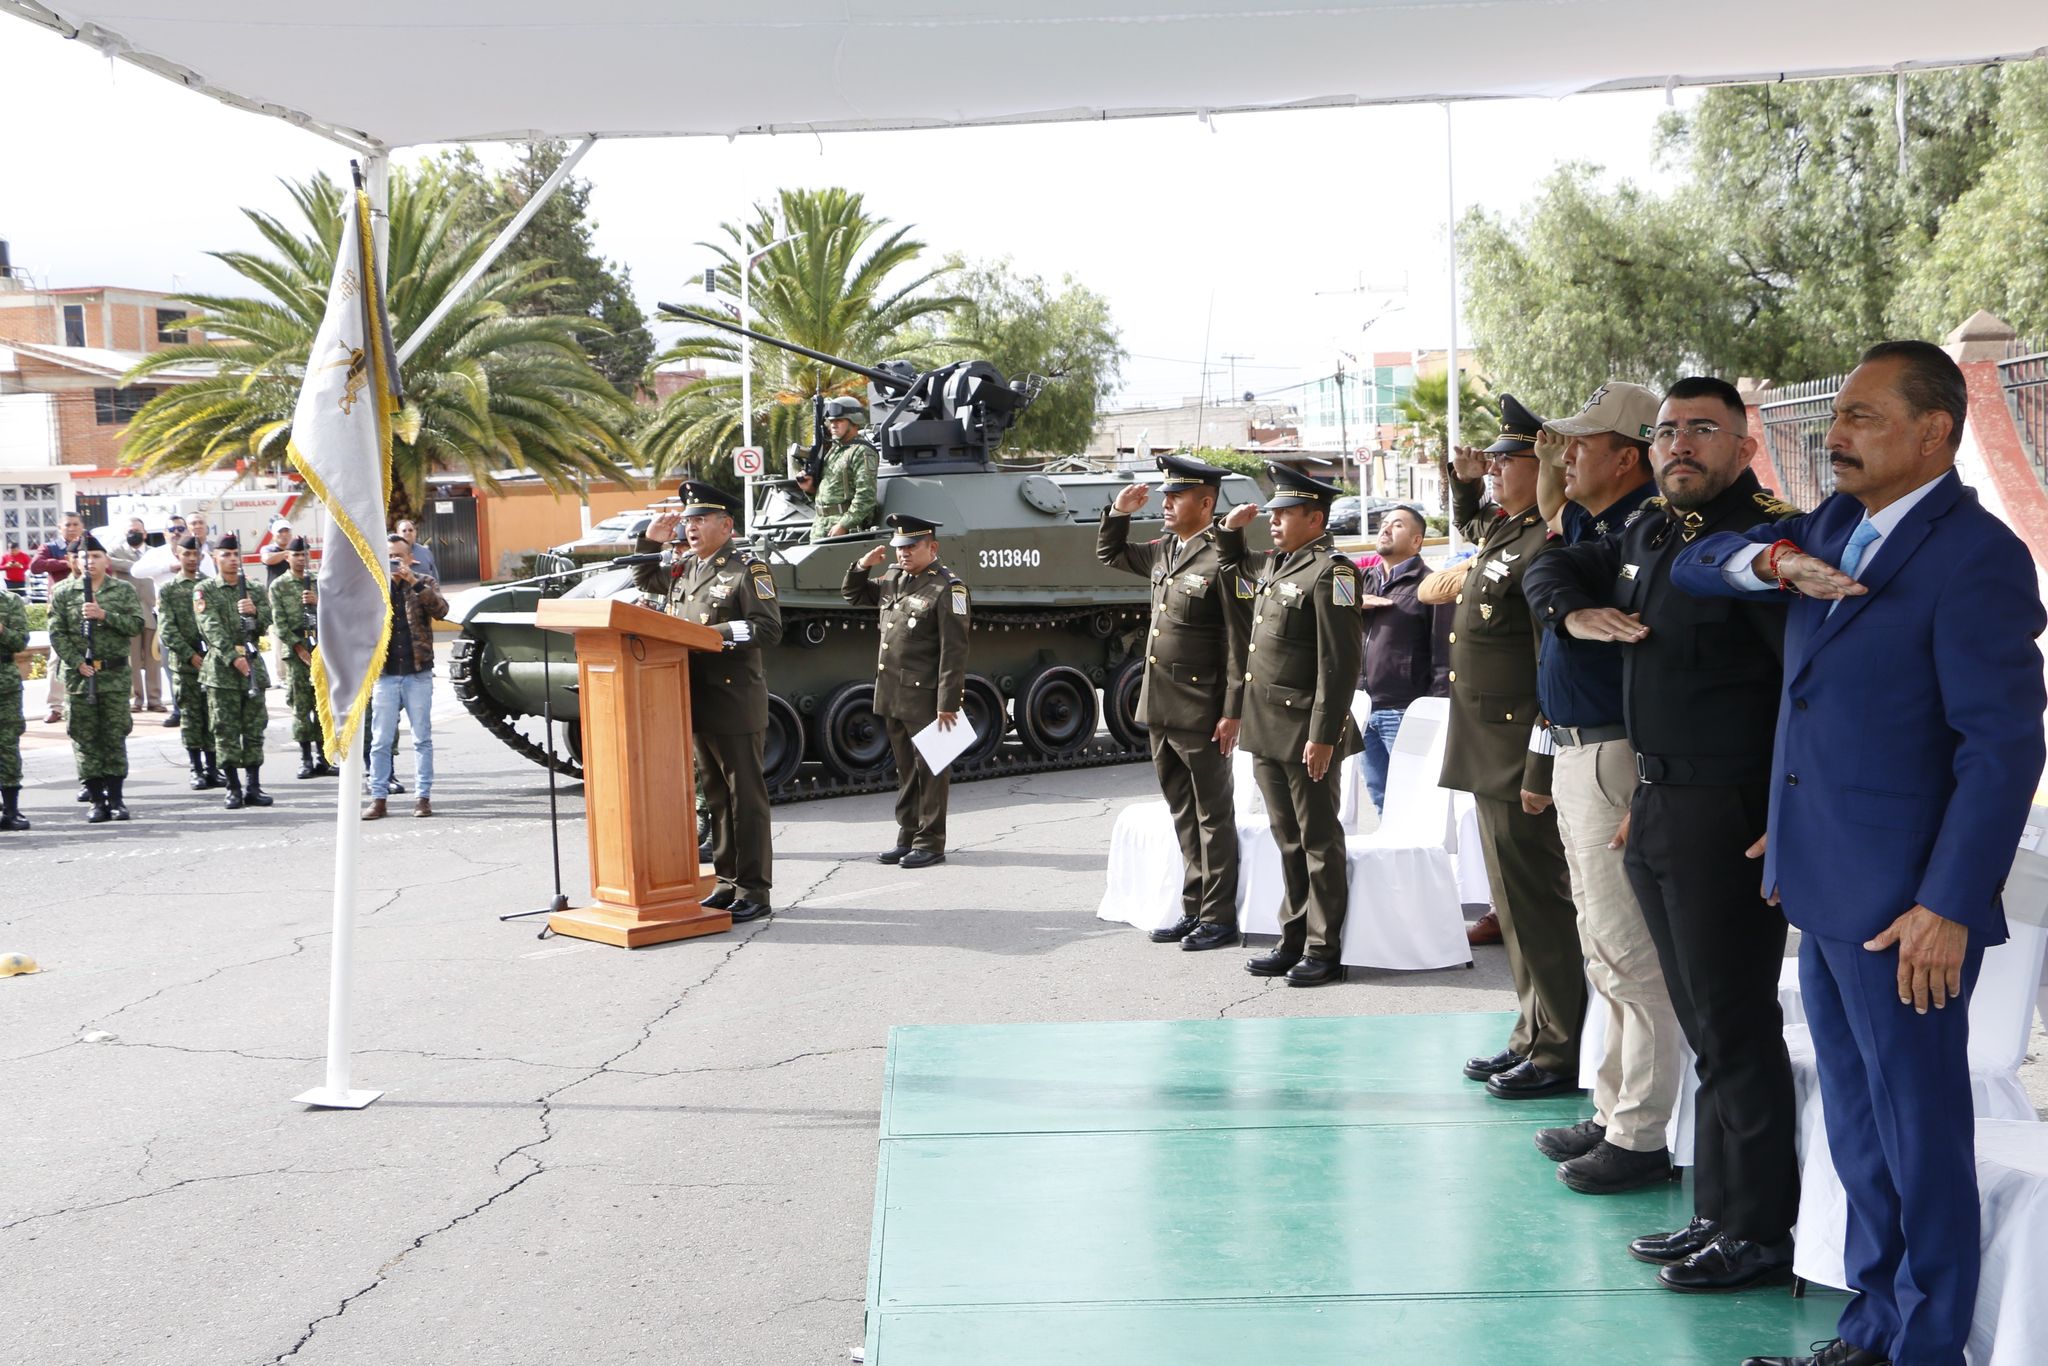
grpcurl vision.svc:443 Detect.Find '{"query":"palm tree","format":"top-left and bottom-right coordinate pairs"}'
top-left (1396, 370), bottom-right (1499, 513)
top-left (638, 188), bottom-right (964, 483)
top-left (122, 167), bottom-right (640, 521)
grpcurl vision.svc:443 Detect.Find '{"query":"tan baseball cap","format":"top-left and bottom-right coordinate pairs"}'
top-left (1546, 382), bottom-right (1662, 443)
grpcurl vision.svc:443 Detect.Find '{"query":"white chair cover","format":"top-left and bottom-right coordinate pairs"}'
top-left (1969, 1121), bottom-right (2048, 1366)
top-left (1095, 747), bottom-right (1284, 935)
top-left (1332, 698), bottom-right (1472, 971)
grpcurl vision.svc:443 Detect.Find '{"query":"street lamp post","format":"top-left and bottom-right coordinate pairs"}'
top-left (736, 232), bottom-right (801, 534)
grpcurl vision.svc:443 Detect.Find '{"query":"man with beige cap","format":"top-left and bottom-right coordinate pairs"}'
top-left (1522, 382), bottom-right (1685, 1195)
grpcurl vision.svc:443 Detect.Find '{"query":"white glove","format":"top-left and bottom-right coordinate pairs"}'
top-left (729, 620), bottom-right (752, 644)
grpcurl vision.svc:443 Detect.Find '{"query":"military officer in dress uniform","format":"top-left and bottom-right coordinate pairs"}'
top-left (272, 537), bottom-right (336, 779)
top-left (196, 533), bottom-right (275, 811)
top-left (1234, 463), bottom-right (1362, 986)
top-left (1433, 394), bottom-right (1583, 1098)
top-left (845, 513), bottom-right (971, 869)
top-left (1097, 454), bottom-right (1252, 950)
top-left (0, 583), bottom-right (32, 830)
top-left (636, 481), bottom-right (783, 922)
top-left (158, 535), bottom-right (222, 792)
top-left (1523, 376), bottom-right (1802, 1294)
top-left (809, 398), bottom-right (881, 541)
top-left (47, 536), bottom-right (144, 822)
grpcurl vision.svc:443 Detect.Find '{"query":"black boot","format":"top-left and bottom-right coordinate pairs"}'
top-left (222, 768), bottom-right (245, 810)
top-left (188, 749), bottom-right (211, 791)
top-left (0, 787), bottom-right (28, 832)
top-left (203, 751), bottom-right (223, 790)
top-left (104, 776), bottom-right (130, 822)
top-left (86, 777), bottom-right (113, 824)
top-left (297, 740), bottom-right (319, 779)
top-left (76, 781), bottom-right (92, 803)
top-left (161, 704), bottom-right (181, 728)
top-left (313, 741), bottom-right (339, 778)
top-left (243, 765), bottom-right (274, 808)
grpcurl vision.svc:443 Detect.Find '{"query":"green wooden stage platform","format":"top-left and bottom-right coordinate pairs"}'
top-left (864, 1011), bottom-right (1841, 1364)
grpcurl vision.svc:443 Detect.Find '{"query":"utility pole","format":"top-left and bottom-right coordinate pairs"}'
top-left (1335, 360), bottom-right (1350, 492)
top-left (1220, 352), bottom-right (1254, 398)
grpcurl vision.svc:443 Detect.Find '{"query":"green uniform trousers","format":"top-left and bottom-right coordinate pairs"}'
top-left (695, 730), bottom-right (772, 901)
top-left (1473, 794), bottom-right (1584, 1077)
top-left (883, 715), bottom-right (952, 853)
top-left (176, 665), bottom-right (213, 750)
top-left (206, 682), bottom-right (268, 767)
top-left (1152, 725), bottom-right (1238, 926)
top-left (67, 668), bottom-right (134, 779)
top-left (0, 676), bottom-right (22, 788)
top-left (1252, 755), bottom-right (1348, 961)
top-left (283, 658), bottom-right (320, 744)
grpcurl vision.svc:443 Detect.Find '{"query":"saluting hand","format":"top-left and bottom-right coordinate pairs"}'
top-left (1774, 550), bottom-right (1867, 601)
top-left (1534, 428), bottom-right (1568, 470)
top-left (1564, 608), bottom-right (1648, 644)
top-left (1221, 502), bottom-right (1260, 532)
top-left (647, 511), bottom-right (683, 544)
top-left (1450, 445), bottom-right (1488, 483)
top-left (1111, 483), bottom-right (1150, 515)
top-left (1866, 905), bottom-right (1969, 1013)
top-left (858, 545), bottom-right (890, 570)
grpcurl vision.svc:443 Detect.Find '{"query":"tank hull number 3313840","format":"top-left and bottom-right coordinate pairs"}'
top-left (979, 548), bottom-right (1041, 569)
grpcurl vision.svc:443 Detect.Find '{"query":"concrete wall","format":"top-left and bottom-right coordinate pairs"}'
top-left (478, 482), bottom-right (654, 578)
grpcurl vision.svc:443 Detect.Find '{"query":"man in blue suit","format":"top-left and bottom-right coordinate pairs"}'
top-left (1674, 340), bottom-right (2046, 1366)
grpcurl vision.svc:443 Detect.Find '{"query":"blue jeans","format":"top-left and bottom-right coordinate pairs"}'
top-left (370, 670), bottom-right (434, 800)
top-left (1360, 706), bottom-right (1408, 814)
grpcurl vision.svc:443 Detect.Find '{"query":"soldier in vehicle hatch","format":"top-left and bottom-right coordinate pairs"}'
top-left (809, 397), bottom-right (879, 541)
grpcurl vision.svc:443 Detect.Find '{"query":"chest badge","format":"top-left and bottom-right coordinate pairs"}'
top-left (1277, 581), bottom-right (1304, 604)
top-left (1620, 564), bottom-right (1639, 581)
top-left (1481, 549), bottom-right (1519, 583)
top-left (1480, 603), bottom-right (1495, 621)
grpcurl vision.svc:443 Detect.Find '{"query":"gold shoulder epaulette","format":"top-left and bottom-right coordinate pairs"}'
top-left (1753, 491), bottom-right (1801, 520)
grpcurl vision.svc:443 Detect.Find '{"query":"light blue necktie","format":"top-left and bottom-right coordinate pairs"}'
top-left (1838, 520), bottom-right (1882, 580)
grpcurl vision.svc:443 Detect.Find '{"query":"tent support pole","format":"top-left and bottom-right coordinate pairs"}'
top-left (1443, 104), bottom-right (1465, 552)
top-left (395, 137), bottom-right (597, 366)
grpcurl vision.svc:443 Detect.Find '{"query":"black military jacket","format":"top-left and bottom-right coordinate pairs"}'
top-left (634, 537), bottom-right (784, 735)
top-left (1240, 532), bottom-right (1363, 762)
top-left (1096, 511), bottom-right (1250, 733)
top-left (1521, 468), bottom-right (1798, 782)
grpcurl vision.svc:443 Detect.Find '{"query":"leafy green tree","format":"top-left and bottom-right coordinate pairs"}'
top-left (122, 168), bottom-right (638, 521)
top-left (925, 256), bottom-right (1124, 457)
top-left (1395, 370), bottom-right (1498, 513)
top-left (1461, 165), bottom-right (1729, 410)
top-left (1891, 63), bottom-right (2048, 340)
top-left (638, 188), bottom-right (963, 486)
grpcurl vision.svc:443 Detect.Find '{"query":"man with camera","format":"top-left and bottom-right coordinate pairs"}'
top-left (364, 532), bottom-right (449, 820)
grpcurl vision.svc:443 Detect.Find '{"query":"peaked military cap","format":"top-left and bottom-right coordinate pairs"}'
top-left (1157, 453), bottom-right (1229, 492)
top-left (215, 532), bottom-right (242, 551)
top-left (1484, 394), bottom-right (1545, 455)
top-left (676, 480), bottom-right (741, 517)
top-left (823, 396), bottom-right (866, 423)
top-left (1264, 461), bottom-right (1344, 510)
top-left (285, 535), bottom-right (312, 553)
top-left (886, 512), bottom-right (942, 547)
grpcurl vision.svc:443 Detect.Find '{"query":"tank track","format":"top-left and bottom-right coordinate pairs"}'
top-left (449, 602), bottom-right (1152, 798)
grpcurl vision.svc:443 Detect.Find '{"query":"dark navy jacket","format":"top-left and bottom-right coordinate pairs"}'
top-left (1671, 470), bottom-right (2046, 943)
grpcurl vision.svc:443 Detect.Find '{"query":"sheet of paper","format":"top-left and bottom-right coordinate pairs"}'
top-left (911, 715), bottom-right (979, 775)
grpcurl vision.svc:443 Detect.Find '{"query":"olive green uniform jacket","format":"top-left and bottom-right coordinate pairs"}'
top-left (810, 439), bottom-right (880, 541)
top-left (842, 560), bottom-right (971, 727)
top-left (1096, 511), bottom-right (1251, 732)
top-left (1239, 534), bottom-right (1364, 763)
top-left (1439, 478), bottom-right (1556, 801)
top-left (633, 539), bottom-right (784, 735)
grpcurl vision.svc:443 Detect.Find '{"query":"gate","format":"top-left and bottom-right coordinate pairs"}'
top-left (420, 490), bottom-right (480, 583)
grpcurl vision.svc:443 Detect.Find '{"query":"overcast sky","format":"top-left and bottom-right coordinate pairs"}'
top-left (0, 19), bottom-right (1695, 411)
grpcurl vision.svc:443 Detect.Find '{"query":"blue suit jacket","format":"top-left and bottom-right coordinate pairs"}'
top-left (1671, 470), bottom-right (2045, 943)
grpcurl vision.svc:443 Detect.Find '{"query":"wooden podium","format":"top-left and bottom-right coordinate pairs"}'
top-left (536, 598), bottom-right (728, 947)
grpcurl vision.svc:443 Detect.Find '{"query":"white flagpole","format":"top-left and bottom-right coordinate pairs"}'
top-left (294, 151), bottom-right (391, 1111)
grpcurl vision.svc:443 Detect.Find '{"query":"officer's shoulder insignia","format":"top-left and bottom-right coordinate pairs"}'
top-left (1330, 564), bottom-right (1357, 608)
top-left (1234, 575), bottom-right (1254, 600)
top-left (1622, 507), bottom-right (1646, 528)
top-left (749, 563), bottom-right (777, 599)
top-left (950, 583), bottom-right (969, 615)
top-left (1522, 514), bottom-right (1539, 527)
top-left (1642, 496), bottom-right (1668, 513)
top-left (1753, 491), bottom-right (1801, 520)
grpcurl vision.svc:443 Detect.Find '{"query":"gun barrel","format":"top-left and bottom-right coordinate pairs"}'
top-left (657, 305), bottom-right (915, 394)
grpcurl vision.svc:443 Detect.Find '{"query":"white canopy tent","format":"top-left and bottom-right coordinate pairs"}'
top-left (4, 1), bottom-right (2045, 152)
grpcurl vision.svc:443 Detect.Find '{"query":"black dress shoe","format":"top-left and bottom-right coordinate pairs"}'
top-left (727, 899), bottom-right (772, 923)
top-left (1284, 958), bottom-right (1345, 987)
top-left (1657, 1233), bottom-right (1794, 1293)
top-left (1149, 914), bottom-right (1199, 943)
top-left (1534, 1118), bottom-right (1606, 1162)
top-left (1462, 1048), bottom-right (1525, 1082)
top-left (900, 848), bottom-right (945, 869)
top-left (1741, 1339), bottom-right (1890, 1366)
top-left (1629, 1217), bottom-right (1720, 1266)
top-left (1244, 948), bottom-right (1301, 977)
top-left (1180, 922), bottom-right (1239, 952)
top-left (700, 886), bottom-right (736, 911)
top-left (876, 846), bottom-right (912, 865)
top-left (1485, 1059), bottom-right (1577, 1099)
top-left (161, 707), bottom-right (181, 728)
top-left (1557, 1141), bottom-right (1674, 1195)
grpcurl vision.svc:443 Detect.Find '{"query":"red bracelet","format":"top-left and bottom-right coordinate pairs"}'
top-left (1762, 539), bottom-right (1802, 588)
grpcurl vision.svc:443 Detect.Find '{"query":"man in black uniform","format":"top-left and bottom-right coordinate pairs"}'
top-left (844, 513), bottom-right (971, 868)
top-left (636, 481), bottom-right (783, 922)
top-left (1097, 454), bottom-right (1252, 951)
top-left (1521, 376), bottom-right (1801, 1292)
top-left (1236, 463), bottom-right (1362, 987)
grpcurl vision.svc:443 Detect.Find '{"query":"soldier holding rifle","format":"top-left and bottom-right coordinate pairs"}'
top-left (47, 537), bottom-right (143, 822)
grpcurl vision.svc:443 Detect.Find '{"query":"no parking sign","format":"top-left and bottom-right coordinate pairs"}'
top-left (732, 446), bottom-right (765, 477)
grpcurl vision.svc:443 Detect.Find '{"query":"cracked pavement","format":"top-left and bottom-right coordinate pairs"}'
top-left (6, 674), bottom-right (2041, 1364)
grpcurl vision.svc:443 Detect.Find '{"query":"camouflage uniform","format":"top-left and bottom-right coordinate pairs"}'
top-left (271, 570), bottom-right (321, 744)
top-left (47, 574), bottom-right (143, 780)
top-left (158, 573), bottom-right (216, 750)
top-left (0, 589), bottom-right (26, 791)
top-left (195, 573), bottom-right (272, 767)
top-left (808, 438), bottom-right (879, 541)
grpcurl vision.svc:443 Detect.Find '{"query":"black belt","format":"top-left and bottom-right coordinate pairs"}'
top-left (1550, 723), bottom-right (1627, 748)
top-left (1635, 752), bottom-right (1772, 786)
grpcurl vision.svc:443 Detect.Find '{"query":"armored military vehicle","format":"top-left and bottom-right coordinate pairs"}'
top-left (449, 315), bottom-right (1267, 800)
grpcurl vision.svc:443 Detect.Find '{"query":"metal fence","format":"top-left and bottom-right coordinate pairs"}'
top-left (1758, 376), bottom-right (1844, 512)
top-left (1999, 338), bottom-right (2048, 487)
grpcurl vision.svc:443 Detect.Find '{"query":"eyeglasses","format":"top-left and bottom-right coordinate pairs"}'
top-left (1650, 422), bottom-right (1733, 447)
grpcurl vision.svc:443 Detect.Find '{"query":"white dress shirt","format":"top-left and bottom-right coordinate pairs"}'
top-left (1724, 471), bottom-right (1951, 592)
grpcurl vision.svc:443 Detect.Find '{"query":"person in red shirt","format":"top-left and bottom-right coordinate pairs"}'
top-left (2, 546), bottom-right (30, 595)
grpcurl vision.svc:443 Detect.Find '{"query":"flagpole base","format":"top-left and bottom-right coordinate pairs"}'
top-left (293, 1086), bottom-right (384, 1110)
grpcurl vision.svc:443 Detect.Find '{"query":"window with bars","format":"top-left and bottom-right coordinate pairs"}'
top-left (156, 308), bottom-right (189, 344)
top-left (93, 387), bottom-right (157, 425)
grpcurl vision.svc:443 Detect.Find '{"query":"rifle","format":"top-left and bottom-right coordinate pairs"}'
top-left (80, 555), bottom-right (98, 703)
top-left (304, 583), bottom-right (319, 656)
top-left (236, 579), bottom-right (261, 699)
